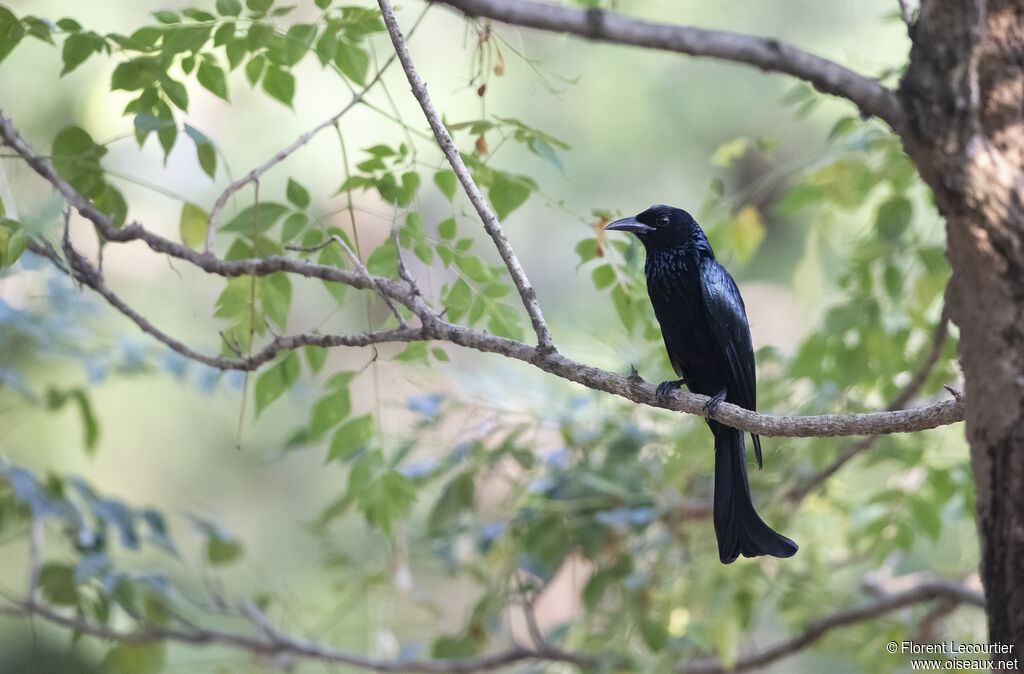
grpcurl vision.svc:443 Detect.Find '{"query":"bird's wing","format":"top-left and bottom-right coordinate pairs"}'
top-left (698, 256), bottom-right (757, 412)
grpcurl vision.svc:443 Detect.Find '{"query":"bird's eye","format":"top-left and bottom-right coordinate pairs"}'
top-left (657, 214), bottom-right (670, 227)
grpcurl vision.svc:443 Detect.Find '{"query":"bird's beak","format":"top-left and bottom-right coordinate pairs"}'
top-left (604, 216), bottom-right (653, 234)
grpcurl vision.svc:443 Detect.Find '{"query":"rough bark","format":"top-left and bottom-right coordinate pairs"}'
top-left (900, 0), bottom-right (1024, 656)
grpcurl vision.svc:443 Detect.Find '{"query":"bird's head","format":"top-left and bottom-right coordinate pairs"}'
top-left (604, 205), bottom-right (705, 251)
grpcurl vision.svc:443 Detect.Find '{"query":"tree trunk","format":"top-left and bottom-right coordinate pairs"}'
top-left (900, 0), bottom-right (1024, 656)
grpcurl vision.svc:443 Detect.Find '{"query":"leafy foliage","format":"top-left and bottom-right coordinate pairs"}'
top-left (0, 2), bottom-right (978, 673)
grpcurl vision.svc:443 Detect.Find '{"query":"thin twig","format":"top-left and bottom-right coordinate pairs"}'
top-left (431, 0), bottom-right (906, 131)
top-left (378, 0), bottom-right (556, 353)
top-left (202, 6), bottom-right (432, 253)
top-left (0, 597), bottom-right (596, 673)
top-left (389, 205), bottom-right (423, 297)
top-left (787, 313), bottom-right (950, 502)
top-left (288, 234), bottom-right (406, 326)
top-left (683, 578), bottom-right (984, 673)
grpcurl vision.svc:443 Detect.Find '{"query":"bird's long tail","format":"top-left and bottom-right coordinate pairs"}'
top-left (711, 423), bottom-right (798, 564)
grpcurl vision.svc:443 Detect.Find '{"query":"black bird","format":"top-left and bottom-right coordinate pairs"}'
top-left (605, 205), bottom-right (797, 564)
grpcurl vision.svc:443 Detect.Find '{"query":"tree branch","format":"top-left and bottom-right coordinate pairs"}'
top-left (378, 0), bottom-right (556, 353)
top-left (683, 578), bottom-right (984, 673)
top-left (430, 0), bottom-right (906, 132)
top-left (0, 598), bottom-right (596, 673)
top-left (27, 239), bottom-right (425, 371)
top-left (4, 108), bottom-right (965, 438)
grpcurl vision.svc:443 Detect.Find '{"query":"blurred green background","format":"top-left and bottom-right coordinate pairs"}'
top-left (0, 1), bottom-right (981, 672)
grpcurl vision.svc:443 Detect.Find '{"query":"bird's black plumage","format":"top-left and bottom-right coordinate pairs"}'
top-left (606, 205), bottom-right (797, 564)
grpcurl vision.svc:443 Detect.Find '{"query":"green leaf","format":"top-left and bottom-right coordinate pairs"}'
top-left (610, 284), bottom-right (634, 332)
top-left (875, 195), bottom-right (912, 240)
top-left (61, 31), bottom-right (103, 75)
top-left (489, 172), bottom-right (531, 220)
top-left (328, 414), bottom-right (374, 462)
top-left (487, 303), bottom-right (523, 340)
top-left (310, 388), bottom-right (351, 438)
top-left (179, 202), bottom-right (208, 250)
top-left (197, 59), bottom-right (229, 100)
top-left (102, 644), bottom-right (166, 674)
top-left (96, 182), bottom-right (132, 226)
top-left (222, 202), bottom-right (289, 233)
top-left (429, 472), bottom-right (475, 535)
top-left (883, 263), bottom-right (903, 299)
top-left (394, 171), bottom-right (420, 207)
top-left (244, 54), bottom-right (266, 85)
top-left (20, 17), bottom-right (51, 47)
top-left (152, 10), bottom-right (179, 24)
top-left (0, 222), bottom-right (27, 268)
top-left (333, 40), bottom-right (368, 84)
top-left (591, 263), bottom-right (616, 290)
top-left (52, 126), bottom-right (107, 198)
top-left (432, 635), bottom-right (478, 659)
top-left (216, 0), bottom-right (243, 16)
top-left (443, 279), bottom-right (471, 322)
top-left (247, 0), bottom-right (273, 12)
top-left (160, 76), bottom-right (190, 110)
top-left (431, 347), bottom-right (449, 362)
top-left (206, 537), bottom-right (243, 565)
top-left (184, 123), bottom-right (217, 178)
top-left (182, 8), bottom-right (216, 21)
top-left (315, 0), bottom-right (332, 8)
top-left (315, 29), bottom-right (337, 66)
top-left (366, 243), bottom-right (397, 277)
top-left (281, 212), bottom-right (308, 242)
top-left (253, 352), bottom-right (299, 415)
top-left (361, 470), bottom-right (417, 534)
top-left (225, 36), bottom-right (246, 70)
top-left (260, 272), bottom-right (292, 330)
top-left (268, 23), bottom-right (317, 66)
top-left (0, 7), bottom-right (25, 65)
top-left (434, 170), bottom-right (457, 201)
top-left (246, 22), bottom-right (274, 49)
top-left (39, 563), bottom-right (77, 605)
top-left (286, 178), bottom-right (310, 208)
top-left (394, 341), bottom-right (428, 362)
top-left (112, 57), bottom-right (163, 91)
top-left (456, 254), bottom-right (490, 283)
top-left (304, 345), bottom-right (327, 374)
top-left (161, 24), bottom-right (211, 57)
top-left (262, 65), bottom-right (295, 106)
top-left (438, 217), bottom-right (456, 240)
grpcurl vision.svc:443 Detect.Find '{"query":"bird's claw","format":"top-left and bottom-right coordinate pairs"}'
top-left (703, 389), bottom-right (728, 417)
top-left (656, 379), bottom-right (686, 400)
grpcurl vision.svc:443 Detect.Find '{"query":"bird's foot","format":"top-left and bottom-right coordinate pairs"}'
top-left (656, 379), bottom-right (686, 400)
top-left (703, 389), bottom-right (728, 418)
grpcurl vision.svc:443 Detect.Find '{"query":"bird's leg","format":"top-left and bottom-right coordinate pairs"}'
top-left (703, 388), bottom-right (728, 418)
top-left (656, 378), bottom-right (687, 399)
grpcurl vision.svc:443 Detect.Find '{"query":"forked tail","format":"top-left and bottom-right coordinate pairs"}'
top-left (711, 423), bottom-right (798, 564)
